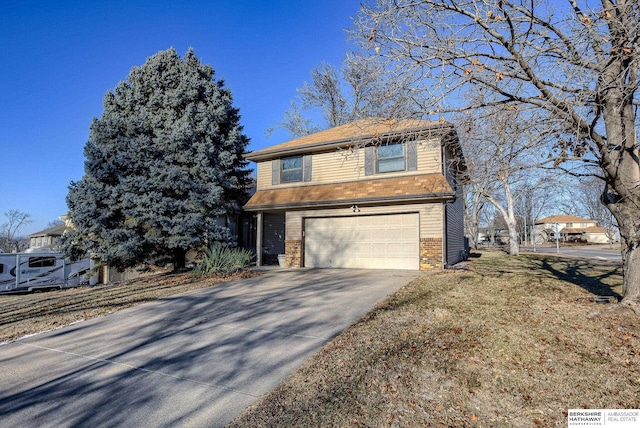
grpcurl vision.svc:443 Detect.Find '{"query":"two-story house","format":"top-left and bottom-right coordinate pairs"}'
top-left (28, 223), bottom-right (66, 251)
top-left (534, 215), bottom-right (611, 244)
top-left (243, 118), bottom-right (468, 271)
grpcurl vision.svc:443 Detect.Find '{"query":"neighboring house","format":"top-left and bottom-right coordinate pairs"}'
top-left (28, 223), bottom-right (66, 250)
top-left (243, 118), bottom-right (468, 271)
top-left (534, 215), bottom-right (613, 244)
top-left (477, 227), bottom-right (511, 245)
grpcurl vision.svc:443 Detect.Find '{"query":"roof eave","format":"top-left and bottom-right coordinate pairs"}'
top-left (244, 192), bottom-right (456, 211)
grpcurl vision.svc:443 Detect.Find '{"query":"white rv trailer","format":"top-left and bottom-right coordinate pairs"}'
top-left (0, 250), bottom-right (95, 293)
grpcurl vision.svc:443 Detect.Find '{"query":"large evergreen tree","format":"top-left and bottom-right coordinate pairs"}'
top-left (62, 48), bottom-right (250, 271)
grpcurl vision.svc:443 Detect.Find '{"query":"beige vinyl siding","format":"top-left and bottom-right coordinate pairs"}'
top-left (256, 161), bottom-right (272, 190)
top-left (255, 138), bottom-right (442, 190)
top-left (285, 203), bottom-right (443, 240)
top-left (416, 138), bottom-right (442, 171)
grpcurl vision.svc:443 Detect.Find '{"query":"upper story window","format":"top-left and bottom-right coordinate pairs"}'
top-left (272, 154), bottom-right (312, 185)
top-left (281, 156), bottom-right (303, 183)
top-left (364, 141), bottom-right (417, 176)
top-left (566, 223), bottom-right (573, 228)
top-left (377, 143), bottom-right (405, 173)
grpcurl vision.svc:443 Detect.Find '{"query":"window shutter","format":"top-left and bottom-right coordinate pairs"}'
top-left (406, 141), bottom-right (417, 171)
top-left (364, 146), bottom-right (375, 176)
top-left (303, 154), bottom-right (312, 182)
top-left (272, 159), bottom-right (280, 185)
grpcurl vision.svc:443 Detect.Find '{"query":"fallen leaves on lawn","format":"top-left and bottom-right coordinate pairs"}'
top-left (229, 251), bottom-right (640, 428)
top-left (0, 270), bottom-right (258, 343)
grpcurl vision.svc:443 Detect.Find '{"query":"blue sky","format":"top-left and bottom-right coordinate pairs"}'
top-left (1, 0), bottom-right (361, 235)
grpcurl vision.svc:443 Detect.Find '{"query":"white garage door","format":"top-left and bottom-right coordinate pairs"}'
top-left (304, 213), bottom-right (419, 270)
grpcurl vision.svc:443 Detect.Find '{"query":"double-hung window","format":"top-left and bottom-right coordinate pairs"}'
top-left (376, 143), bottom-right (405, 173)
top-left (280, 156), bottom-right (303, 183)
top-left (364, 141), bottom-right (417, 175)
top-left (272, 155), bottom-right (312, 185)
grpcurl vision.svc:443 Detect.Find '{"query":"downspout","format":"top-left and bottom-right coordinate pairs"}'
top-left (256, 212), bottom-right (263, 267)
top-left (441, 142), bottom-right (448, 269)
top-left (442, 202), bottom-right (448, 269)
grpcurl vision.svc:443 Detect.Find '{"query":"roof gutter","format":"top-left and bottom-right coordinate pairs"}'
top-left (244, 191), bottom-right (456, 211)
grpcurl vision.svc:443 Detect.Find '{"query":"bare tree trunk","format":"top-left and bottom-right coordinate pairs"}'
top-left (173, 248), bottom-right (187, 272)
top-left (506, 217), bottom-right (520, 256)
top-left (600, 65), bottom-right (640, 305)
top-left (501, 177), bottom-right (519, 256)
top-left (621, 243), bottom-right (640, 304)
top-left (613, 204), bottom-right (640, 305)
top-left (464, 186), bottom-right (483, 250)
top-left (486, 187), bottom-right (520, 256)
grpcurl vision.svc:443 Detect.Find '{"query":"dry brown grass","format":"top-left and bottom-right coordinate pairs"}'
top-left (229, 251), bottom-right (640, 427)
top-left (0, 271), bottom-right (256, 343)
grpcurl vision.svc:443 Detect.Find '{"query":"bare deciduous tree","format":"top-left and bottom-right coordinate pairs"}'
top-left (46, 219), bottom-right (65, 228)
top-left (459, 106), bottom-right (554, 255)
top-left (563, 177), bottom-right (620, 245)
top-left (463, 179), bottom-right (485, 249)
top-left (270, 54), bottom-right (422, 138)
top-left (0, 210), bottom-right (32, 253)
top-left (355, 0), bottom-right (640, 305)
top-left (514, 182), bottom-right (560, 244)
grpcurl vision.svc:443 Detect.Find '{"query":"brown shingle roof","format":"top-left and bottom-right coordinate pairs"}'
top-left (247, 118), bottom-right (454, 161)
top-left (28, 223), bottom-right (66, 238)
top-left (535, 215), bottom-right (594, 224)
top-left (562, 226), bottom-right (606, 233)
top-left (562, 228), bottom-right (588, 233)
top-left (244, 173), bottom-right (454, 211)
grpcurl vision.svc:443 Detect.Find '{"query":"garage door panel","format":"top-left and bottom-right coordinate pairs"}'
top-left (304, 214), bottom-right (419, 270)
top-left (371, 216), bottom-right (388, 226)
top-left (386, 229), bottom-right (405, 241)
top-left (387, 243), bottom-right (403, 253)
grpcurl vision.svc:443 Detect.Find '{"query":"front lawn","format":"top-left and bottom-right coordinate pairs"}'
top-left (229, 251), bottom-right (640, 427)
top-left (0, 271), bottom-right (253, 343)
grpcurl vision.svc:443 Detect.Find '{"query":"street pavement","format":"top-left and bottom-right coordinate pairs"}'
top-left (521, 245), bottom-right (622, 262)
top-left (0, 268), bottom-right (419, 427)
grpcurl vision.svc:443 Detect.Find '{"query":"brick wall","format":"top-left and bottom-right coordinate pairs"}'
top-left (420, 237), bottom-right (443, 271)
top-left (285, 240), bottom-right (302, 268)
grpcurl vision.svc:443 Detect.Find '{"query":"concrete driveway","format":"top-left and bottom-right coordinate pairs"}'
top-left (0, 268), bottom-right (418, 427)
